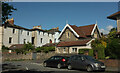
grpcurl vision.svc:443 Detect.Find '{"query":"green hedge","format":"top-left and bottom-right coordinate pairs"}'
top-left (78, 49), bottom-right (94, 57)
top-left (88, 49), bottom-right (94, 57)
top-left (35, 46), bottom-right (55, 53)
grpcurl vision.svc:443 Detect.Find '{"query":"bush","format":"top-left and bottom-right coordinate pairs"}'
top-left (106, 38), bottom-right (120, 59)
top-left (2, 45), bottom-right (9, 50)
top-left (88, 49), bottom-right (94, 57)
top-left (35, 46), bottom-right (55, 53)
top-left (97, 44), bottom-right (105, 59)
top-left (78, 49), bottom-right (89, 54)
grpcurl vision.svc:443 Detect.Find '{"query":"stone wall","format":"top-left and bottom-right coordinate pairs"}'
top-left (2, 52), bottom-right (56, 61)
top-left (99, 59), bottom-right (120, 67)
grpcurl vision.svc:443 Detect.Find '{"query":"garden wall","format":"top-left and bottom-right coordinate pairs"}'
top-left (99, 59), bottom-right (120, 67)
top-left (2, 52), bottom-right (55, 61)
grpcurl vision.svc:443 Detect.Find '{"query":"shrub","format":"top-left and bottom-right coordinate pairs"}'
top-left (2, 45), bottom-right (9, 50)
top-left (35, 46), bottom-right (55, 53)
top-left (78, 49), bottom-right (89, 54)
top-left (88, 49), bottom-right (94, 57)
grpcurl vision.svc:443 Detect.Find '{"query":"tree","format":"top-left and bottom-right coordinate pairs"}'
top-left (106, 38), bottom-right (120, 59)
top-left (2, 2), bottom-right (17, 23)
top-left (108, 28), bottom-right (117, 39)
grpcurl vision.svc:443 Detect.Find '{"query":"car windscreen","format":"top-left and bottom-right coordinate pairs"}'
top-left (84, 56), bottom-right (97, 61)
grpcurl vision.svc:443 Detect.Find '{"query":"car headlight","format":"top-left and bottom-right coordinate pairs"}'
top-left (94, 63), bottom-right (99, 67)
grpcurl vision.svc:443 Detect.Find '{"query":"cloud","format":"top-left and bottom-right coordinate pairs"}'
top-left (100, 25), bottom-right (113, 34)
top-left (106, 25), bottom-right (113, 31)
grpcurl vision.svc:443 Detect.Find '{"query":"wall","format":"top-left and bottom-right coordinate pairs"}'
top-left (60, 27), bottom-right (77, 42)
top-left (19, 29), bottom-right (32, 44)
top-left (99, 59), bottom-right (120, 67)
top-left (117, 18), bottom-right (120, 32)
top-left (2, 52), bottom-right (56, 61)
top-left (36, 31), bottom-right (54, 47)
top-left (3, 27), bottom-right (19, 47)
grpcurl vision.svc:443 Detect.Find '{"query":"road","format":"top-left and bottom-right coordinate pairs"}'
top-left (2, 61), bottom-right (118, 73)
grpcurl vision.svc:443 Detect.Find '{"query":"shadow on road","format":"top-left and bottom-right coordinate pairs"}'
top-left (2, 70), bottom-right (54, 73)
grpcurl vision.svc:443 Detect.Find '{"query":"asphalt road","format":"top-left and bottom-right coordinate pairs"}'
top-left (2, 61), bottom-right (119, 73)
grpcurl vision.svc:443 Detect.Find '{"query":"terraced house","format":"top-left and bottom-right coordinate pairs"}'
top-left (56, 24), bottom-right (101, 54)
top-left (2, 18), bottom-right (60, 48)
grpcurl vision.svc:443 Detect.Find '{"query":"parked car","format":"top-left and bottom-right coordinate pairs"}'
top-left (43, 56), bottom-right (69, 68)
top-left (67, 55), bottom-right (106, 72)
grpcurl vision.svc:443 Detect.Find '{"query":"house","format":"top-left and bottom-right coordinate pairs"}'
top-left (2, 18), bottom-right (60, 48)
top-left (56, 24), bottom-right (101, 54)
top-left (2, 18), bottom-right (32, 47)
top-left (107, 11), bottom-right (120, 37)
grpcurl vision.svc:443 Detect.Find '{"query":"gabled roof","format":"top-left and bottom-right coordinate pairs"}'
top-left (57, 39), bottom-right (91, 47)
top-left (107, 11), bottom-right (120, 20)
top-left (59, 24), bottom-right (99, 39)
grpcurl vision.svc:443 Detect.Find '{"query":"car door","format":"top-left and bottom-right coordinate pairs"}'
top-left (47, 56), bottom-right (55, 66)
top-left (70, 56), bottom-right (79, 68)
top-left (52, 56), bottom-right (61, 67)
top-left (76, 56), bottom-right (86, 69)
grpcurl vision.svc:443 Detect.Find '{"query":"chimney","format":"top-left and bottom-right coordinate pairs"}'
top-left (5, 18), bottom-right (14, 25)
top-left (33, 25), bottom-right (42, 29)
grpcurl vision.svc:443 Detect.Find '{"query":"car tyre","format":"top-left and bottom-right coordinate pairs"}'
top-left (43, 62), bottom-right (47, 67)
top-left (68, 64), bottom-right (72, 70)
top-left (86, 65), bottom-right (93, 72)
top-left (57, 63), bottom-right (62, 69)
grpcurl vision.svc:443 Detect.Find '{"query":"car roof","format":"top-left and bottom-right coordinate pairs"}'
top-left (53, 55), bottom-right (69, 57)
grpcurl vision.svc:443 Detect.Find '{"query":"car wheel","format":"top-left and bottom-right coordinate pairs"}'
top-left (86, 65), bottom-right (93, 72)
top-left (68, 64), bottom-right (72, 70)
top-left (57, 63), bottom-right (62, 69)
top-left (43, 62), bottom-right (47, 67)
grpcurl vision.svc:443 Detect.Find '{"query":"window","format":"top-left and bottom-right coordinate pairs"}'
top-left (9, 37), bottom-right (12, 44)
top-left (21, 30), bottom-right (23, 34)
top-left (94, 33), bottom-right (97, 38)
top-left (54, 38), bottom-right (56, 43)
top-left (24, 39), bottom-right (26, 44)
top-left (13, 29), bottom-right (15, 34)
top-left (40, 38), bottom-right (43, 43)
top-left (63, 48), bottom-right (66, 53)
top-left (49, 39), bottom-right (52, 43)
top-left (27, 32), bottom-right (29, 36)
top-left (39, 31), bottom-right (40, 35)
top-left (66, 32), bottom-right (70, 38)
top-left (72, 48), bottom-right (77, 52)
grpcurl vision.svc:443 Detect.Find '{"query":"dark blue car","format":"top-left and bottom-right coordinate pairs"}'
top-left (43, 56), bottom-right (69, 69)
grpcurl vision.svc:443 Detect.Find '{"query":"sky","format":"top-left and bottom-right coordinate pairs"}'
top-left (8, 2), bottom-right (118, 34)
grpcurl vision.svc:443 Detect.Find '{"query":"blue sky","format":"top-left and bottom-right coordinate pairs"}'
top-left (8, 2), bottom-right (118, 34)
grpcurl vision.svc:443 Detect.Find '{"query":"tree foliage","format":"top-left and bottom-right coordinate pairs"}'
top-left (91, 38), bottom-right (106, 59)
top-left (2, 2), bottom-right (17, 23)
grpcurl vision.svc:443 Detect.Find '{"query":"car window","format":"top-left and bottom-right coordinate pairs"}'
top-left (54, 57), bottom-right (62, 60)
top-left (72, 56), bottom-right (78, 60)
top-left (77, 56), bottom-right (82, 60)
top-left (49, 57), bottom-right (55, 60)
